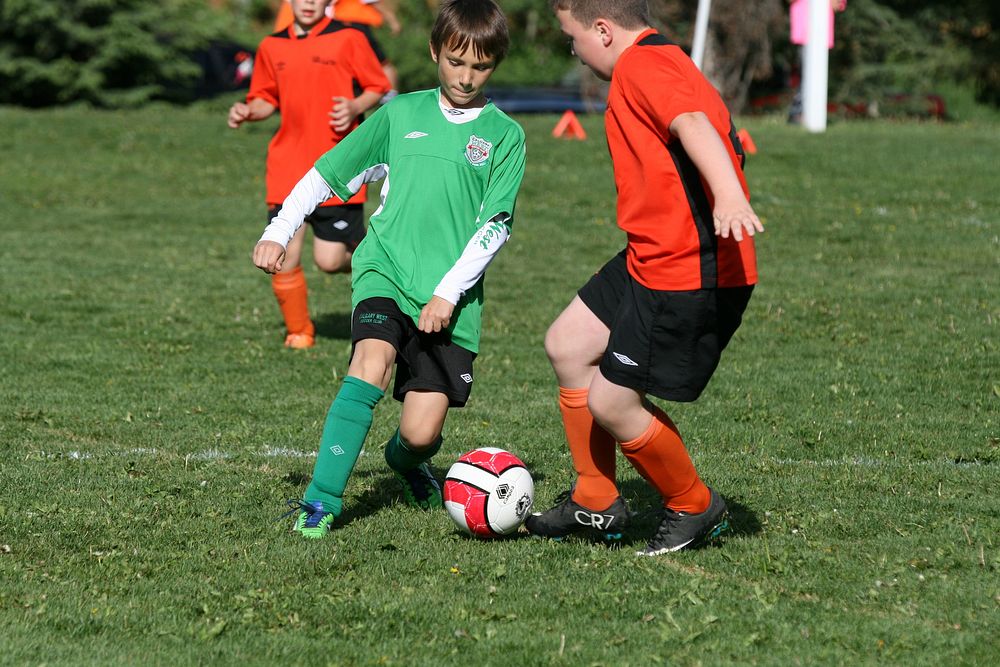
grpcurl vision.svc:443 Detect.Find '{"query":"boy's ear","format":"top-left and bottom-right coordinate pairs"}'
top-left (594, 18), bottom-right (614, 47)
top-left (429, 41), bottom-right (439, 63)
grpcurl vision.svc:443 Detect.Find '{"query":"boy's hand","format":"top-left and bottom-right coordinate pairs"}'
top-left (252, 240), bottom-right (286, 274)
top-left (418, 296), bottom-right (455, 334)
top-left (228, 102), bottom-right (250, 129)
top-left (329, 96), bottom-right (360, 133)
top-left (713, 196), bottom-right (764, 242)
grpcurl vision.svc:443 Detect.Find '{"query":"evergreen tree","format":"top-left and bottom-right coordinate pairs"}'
top-left (0, 0), bottom-right (241, 107)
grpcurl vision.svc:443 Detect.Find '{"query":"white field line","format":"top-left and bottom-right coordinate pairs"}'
top-left (33, 446), bottom-right (317, 461)
top-left (27, 448), bottom-right (994, 469)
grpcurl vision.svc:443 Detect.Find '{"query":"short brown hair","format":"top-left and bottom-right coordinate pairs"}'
top-left (430, 0), bottom-right (510, 64)
top-left (549, 0), bottom-right (651, 31)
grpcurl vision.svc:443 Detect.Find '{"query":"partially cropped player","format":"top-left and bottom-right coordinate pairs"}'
top-left (275, 0), bottom-right (402, 98)
top-left (230, 0), bottom-right (390, 348)
top-left (527, 0), bottom-right (762, 555)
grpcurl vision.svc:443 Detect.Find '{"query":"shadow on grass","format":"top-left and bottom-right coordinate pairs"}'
top-left (612, 478), bottom-right (763, 548)
top-left (313, 311), bottom-right (352, 341)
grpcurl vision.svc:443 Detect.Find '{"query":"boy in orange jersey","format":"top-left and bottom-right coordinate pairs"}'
top-left (274, 0), bottom-right (401, 97)
top-left (330, 0), bottom-right (402, 95)
top-left (526, 0), bottom-right (763, 555)
top-left (230, 0), bottom-right (390, 348)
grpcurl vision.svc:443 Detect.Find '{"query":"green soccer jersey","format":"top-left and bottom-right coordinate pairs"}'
top-left (314, 88), bottom-right (526, 353)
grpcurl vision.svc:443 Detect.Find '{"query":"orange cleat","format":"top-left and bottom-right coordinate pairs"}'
top-left (284, 332), bottom-right (315, 349)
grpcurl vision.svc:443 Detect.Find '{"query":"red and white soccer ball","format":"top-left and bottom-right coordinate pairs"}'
top-left (444, 447), bottom-right (534, 538)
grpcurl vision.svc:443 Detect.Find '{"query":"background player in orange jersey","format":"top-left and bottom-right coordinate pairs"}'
top-left (274, 0), bottom-right (401, 97)
top-left (230, 0), bottom-right (390, 348)
top-left (526, 0), bottom-right (763, 555)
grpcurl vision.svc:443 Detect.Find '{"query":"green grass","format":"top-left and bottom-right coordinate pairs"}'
top-left (1, 102), bottom-right (998, 666)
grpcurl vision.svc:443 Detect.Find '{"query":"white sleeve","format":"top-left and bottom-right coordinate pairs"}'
top-left (257, 168), bottom-right (335, 248)
top-left (432, 213), bottom-right (511, 305)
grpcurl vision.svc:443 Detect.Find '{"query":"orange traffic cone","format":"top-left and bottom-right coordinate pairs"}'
top-left (552, 110), bottom-right (587, 140)
top-left (736, 128), bottom-right (757, 155)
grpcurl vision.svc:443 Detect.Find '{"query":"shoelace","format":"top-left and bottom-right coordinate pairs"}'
top-left (650, 509), bottom-right (684, 541)
top-left (550, 489), bottom-right (574, 508)
top-left (276, 499), bottom-right (326, 526)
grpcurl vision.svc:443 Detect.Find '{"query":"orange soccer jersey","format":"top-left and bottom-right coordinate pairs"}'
top-left (248, 17), bottom-right (390, 207)
top-left (604, 30), bottom-right (757, 290)
top-left (331, 0), bottom-right (383, 27)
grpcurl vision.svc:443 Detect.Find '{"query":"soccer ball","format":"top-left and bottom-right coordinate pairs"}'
top-left (443, 447), bottom-right (534, 538)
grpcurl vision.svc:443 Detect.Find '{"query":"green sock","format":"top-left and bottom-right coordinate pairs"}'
top-left (304, 376), bottom-right (384, 515)
top-left (384, 429), bottom-right (442, 472)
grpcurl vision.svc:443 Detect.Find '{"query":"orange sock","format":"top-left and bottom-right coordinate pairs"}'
top-left (559, 387), bottom-right (619, 510)
top-left (270, 265), bottom-right (314, 337)
top-left (619, 407), bottom-right (710, 514)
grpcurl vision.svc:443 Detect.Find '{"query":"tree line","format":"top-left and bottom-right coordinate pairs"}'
top-left (0, 0), bottom-right (995, 112)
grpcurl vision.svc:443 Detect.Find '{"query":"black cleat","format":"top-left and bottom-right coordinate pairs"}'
top-left (638, 487), bottom-right (729, 556)
top-left (525, 489), bottom-right (631, 542)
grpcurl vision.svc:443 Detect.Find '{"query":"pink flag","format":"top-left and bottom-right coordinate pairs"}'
top-left (790, 0), bottom-right (837, 48)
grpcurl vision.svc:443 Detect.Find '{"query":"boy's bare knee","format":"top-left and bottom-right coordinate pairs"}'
top-left (349, 346), bottom-right (394, 390)
top-left (315, 255), bottom-right (351, 274)
top-left (399, 427), bottom-right (442, 451)
top-left (587, 393), bottom-right (612, 427)
top-left (544, 320), bottom-right (573, 365)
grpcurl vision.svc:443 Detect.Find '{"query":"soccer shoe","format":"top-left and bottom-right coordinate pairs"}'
top-left (390, 462), bottom-right (443, 510)
top-left (524, 489), bottom-right (631, 542)
top-left (638, 487), bottom-right (730, 556)
top-left (282, 499), bottom-right (335, 538)
top-left (284, 332), bottom-right (315, 349)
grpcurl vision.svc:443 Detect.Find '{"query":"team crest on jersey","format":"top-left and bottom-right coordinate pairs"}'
top-left (465, 135), bottom-right (492, 166)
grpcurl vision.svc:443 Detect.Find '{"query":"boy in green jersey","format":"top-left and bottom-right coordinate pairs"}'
top-left (253, 0), bottom-right (526, 538)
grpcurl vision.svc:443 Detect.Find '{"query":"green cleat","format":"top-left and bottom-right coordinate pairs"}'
top-left (284, 500), bottom-right (335, 539)
top-left (390, 462), bottom-right (443, 510)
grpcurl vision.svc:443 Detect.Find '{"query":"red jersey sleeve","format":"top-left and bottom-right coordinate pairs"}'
top-left (247, 39), bottom-right (280, 108)
top-left (346, 30), bottom-right (391, 94)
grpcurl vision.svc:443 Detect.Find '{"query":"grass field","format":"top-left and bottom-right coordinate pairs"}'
top-left (1, 102), bottom-right (998, 666)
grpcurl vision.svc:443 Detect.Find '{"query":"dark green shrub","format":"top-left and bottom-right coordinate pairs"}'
top-left (0, 0), bottom-right (247, 107)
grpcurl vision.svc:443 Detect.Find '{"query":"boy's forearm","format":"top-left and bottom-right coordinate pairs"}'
top-left (355, 89), bottom-right (387, 113)
top-left (245, 97), bottom-right (277, 121)
top-left (259, 168), bottom-right (335, 247)
top-left (377, 5), bottom-right (401, 32)
top-left (670, 112), bottom-right (745, 203)
top-left (433, 214), bottom-right (511, 305)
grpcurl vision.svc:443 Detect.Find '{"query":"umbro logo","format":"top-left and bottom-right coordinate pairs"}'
top-left (612, 352), bottom-right (639, 367)
top-left (330, 445), bottom-right (345, 455)
top-left (460, 373), bottom-right (473, 384)
top-left (443, 108), bottom-right (465, 116)
top-left (404, 131), bottom-right (428, 139)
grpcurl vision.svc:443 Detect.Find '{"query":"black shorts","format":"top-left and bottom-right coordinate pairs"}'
top-left (267, 204), bottom-right (366, 250)
top-left (578, 250), bottom-right (753, 403)
top-left (351, 297), bottom-right (476, 407)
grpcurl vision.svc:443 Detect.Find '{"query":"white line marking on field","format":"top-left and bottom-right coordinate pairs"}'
top-left (767, 456), bottom-right (992, 469)
top-left (30, 448), bottom-right (991, 468)
top-left (260, 446), bottom-right (316, 459)
top-left (35, 446), bottom-right (319, 461)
